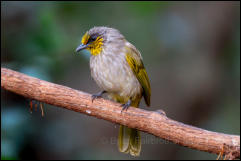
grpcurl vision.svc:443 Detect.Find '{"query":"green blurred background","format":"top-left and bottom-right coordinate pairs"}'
top-left (1, 1), bottom-right (240, 160)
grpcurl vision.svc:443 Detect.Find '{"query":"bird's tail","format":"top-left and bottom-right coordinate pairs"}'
top-left (109, 94), bottom-right (142, 156)
top-left (118, 125), bottom-right (141, 156)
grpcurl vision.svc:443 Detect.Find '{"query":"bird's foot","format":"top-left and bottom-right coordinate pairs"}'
top-left (121, 100), bottom-right (132, 112)
top-left (91, 91), bottom-right (106, 102)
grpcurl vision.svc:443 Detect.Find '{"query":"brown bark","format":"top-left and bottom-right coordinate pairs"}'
top-left (1, 67), bottom-right (240, 159)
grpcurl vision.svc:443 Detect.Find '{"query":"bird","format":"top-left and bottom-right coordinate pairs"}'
top-left (75, 26), bottom-right (151, 156)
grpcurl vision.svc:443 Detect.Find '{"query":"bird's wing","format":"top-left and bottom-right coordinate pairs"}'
top-left (125, 42), bottom-right (151, 106)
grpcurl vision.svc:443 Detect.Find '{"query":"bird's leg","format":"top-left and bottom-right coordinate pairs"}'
top-left (91, 90), bottom-right (106, 102)
top-left (121, 99), bottom-right (132, 112)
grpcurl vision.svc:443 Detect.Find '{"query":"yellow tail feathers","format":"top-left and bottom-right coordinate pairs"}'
top-left (118, 125), bottom-right (141, 156)
top-left (110, 95), bottom-right (142, 156)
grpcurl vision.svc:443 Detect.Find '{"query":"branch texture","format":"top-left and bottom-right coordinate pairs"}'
top-left (1, 67), bottom-right (240, 159)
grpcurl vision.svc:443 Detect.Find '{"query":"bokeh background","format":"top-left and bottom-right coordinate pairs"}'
top-left (1, 1), bottom-right (240, 160)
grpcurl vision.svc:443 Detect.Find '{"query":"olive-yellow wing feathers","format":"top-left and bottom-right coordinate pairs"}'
top-left (125, 43), bottom-right (151, 106)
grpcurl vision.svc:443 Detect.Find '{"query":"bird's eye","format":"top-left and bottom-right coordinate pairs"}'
top-left (88, 35), bottom-right (98, 43)
top-left (89, 37), bottom-right (96, 42)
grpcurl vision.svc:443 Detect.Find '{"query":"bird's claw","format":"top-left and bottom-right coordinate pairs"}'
top-left (121, 100), bottom-right (131, 112)
top-left (91, 94), bottom-right (101, 102)
top-left (91, 91), bottom-right (106, 103)
top-left (121, 104), bottom-right (129, 112)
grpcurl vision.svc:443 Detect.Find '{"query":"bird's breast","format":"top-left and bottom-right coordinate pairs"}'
top-left (90, 51), bottom-right (141, 99)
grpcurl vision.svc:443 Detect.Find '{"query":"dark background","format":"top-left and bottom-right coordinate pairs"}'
top-left (1, 1), bottom-right (240, 160)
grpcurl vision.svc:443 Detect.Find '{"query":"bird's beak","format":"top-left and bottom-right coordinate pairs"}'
top-left (75, 44), bottom-right (89, 52)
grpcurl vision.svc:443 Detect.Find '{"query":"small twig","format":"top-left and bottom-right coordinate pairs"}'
top-left (29, 100), bottom-right (33, 114)
top-left (216, 144), bottom-right (224, 160)
top-left (40, 102), bottom-right (44, 117)
top-left (1, 67), bottom-right (240, 159)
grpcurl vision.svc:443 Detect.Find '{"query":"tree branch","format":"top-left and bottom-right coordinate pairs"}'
top-left (1, 67), bottom-right (240, 159)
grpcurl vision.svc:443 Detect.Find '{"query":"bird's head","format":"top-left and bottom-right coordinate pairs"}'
top-left (76, 26), bottom-right (125, 56)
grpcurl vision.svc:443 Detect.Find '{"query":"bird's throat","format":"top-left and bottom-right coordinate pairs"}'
top-left (88, 47), bottom-right (102, 56)
top-left (88, 37), bottom-right (103, 56)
